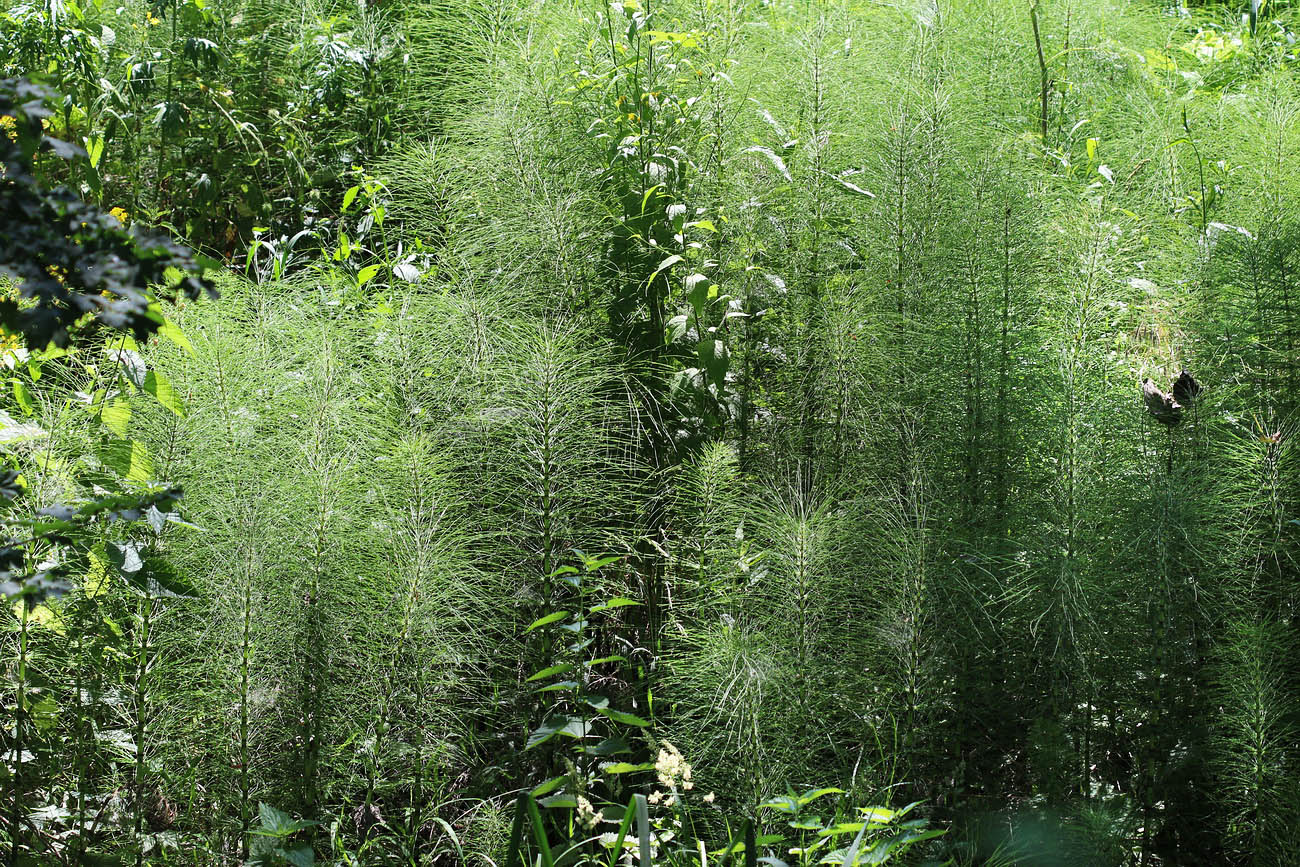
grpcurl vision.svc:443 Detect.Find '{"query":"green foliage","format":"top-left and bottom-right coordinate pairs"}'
top-left (3, 0), bottom-right (1300, 865)
top-left (0, 78), bottom-right (214, 347)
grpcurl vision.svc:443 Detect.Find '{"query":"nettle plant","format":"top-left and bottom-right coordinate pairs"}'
top-left (756, 789), bottom-right (944, 867)
top-left (578, 0), bottom-right (743, 449)
top-left (0, 76), bottom-right (211, 862)
top-left (511, 553), bottom-right (944, 866)
top-left (523, 552), bottom-right (645, 795)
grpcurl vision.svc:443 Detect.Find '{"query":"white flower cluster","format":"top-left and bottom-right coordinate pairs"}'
top-left (576, 795), bottom-right (600, 831)
top-left (654, 740), bottom-right (694, 791)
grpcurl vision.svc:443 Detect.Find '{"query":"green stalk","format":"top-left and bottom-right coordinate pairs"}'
top-left (9, 599), bottom-right (29, 867)
top-left (133, 591), bottom-right (153, 867)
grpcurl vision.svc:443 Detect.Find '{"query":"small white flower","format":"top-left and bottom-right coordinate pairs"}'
top-left (576, 795), bottom-right (600, 831)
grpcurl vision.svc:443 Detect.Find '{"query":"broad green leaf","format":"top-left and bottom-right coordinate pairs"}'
top-left (524, 610), bottom-right (569, 633)
top-left (144, 369), bottom-right (185, 417)
top-left (530, 776), bottom-right (566, 798)
top-left (856, 806), bottom-right (895, 824)
top-left (666, 313), bottom-right (690, 343)
top-left (535, 680), bottom-right (578, 693)
top-left (584, 737), bottom-right (632, 756)
top-left (86, 135), bottom-right (105, 168)
top-left (538, 795), bottom-right (578, 809)
top-left (589, 597), bottom-right (640, 613)
top-left (582, 553), bottom-right (623, 571)
top-left (760, 795), bottom-right (800, 814)
top-left (357, 264), bottom-right (382, 285)
top-left (393, 262), bottom-right (421, 282)
top-left (685, 272), bottom-right (710, 311)
top-left (282, 847), bottom-right (314, 867)
top-left (29, 693), bottom-right (58, 731)
top-left (526, 663), bottom-right (573, 682)
top-left (650, 255), bottom-right (683, 282)
top-left (98, 438), bottom-right (153, 482)
top-left (600, 761), bottom-right (653, 774)
top-left (342, 185), bottom-right (360, 212)
top-left (105, 346), bottom-right (147, 388)
top-left (584, 655), bottom-right (627, 666)
top-left (799, 787), bottom-right (845, 805)
top-left (0, 409), bottom-right (45, 443)
top-left (596, 707), bottom-right (649, 727)
top-left (256, 802), bottom-right (313, 837)
top-left (158, 320), bottom-right (194, 355)
top-left (698, 337), bottom-right (730, 386)
top-left (98, 398), bottom-right (132, 437)
top-left (11, 379), bottom-right (32, 416)
top-left (526, 714), bottom-right (586, 749)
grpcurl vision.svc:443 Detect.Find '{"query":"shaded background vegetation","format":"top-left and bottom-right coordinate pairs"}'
top-left (2, 0), bottom-right (1299, 863)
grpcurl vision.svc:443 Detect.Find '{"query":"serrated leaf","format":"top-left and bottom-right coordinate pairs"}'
top-left (282, 847), bottom-right (314, 867)
top-left (108, 541), bottom-right (144, 575)
top-left (760, 795), bottom-right (800, 814)
top-left (856, 806), bottom-right (895, 823)
top-left (256, 802), bottom-right (313, 837)
top-left (698, 337), bottom-right (729, 386)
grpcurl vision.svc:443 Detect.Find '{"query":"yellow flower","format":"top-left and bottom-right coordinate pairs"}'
top-left (109, 207), bottom-right (129, 224)
top-left (0, 114), bottom-right (16, 142)
top-left (148, 14), bottom-right (161, 25)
